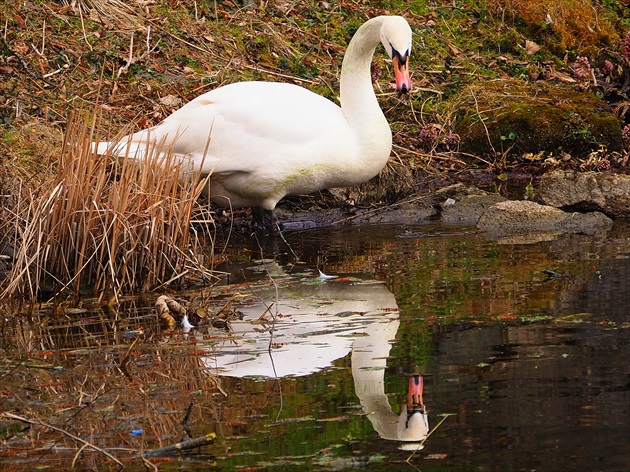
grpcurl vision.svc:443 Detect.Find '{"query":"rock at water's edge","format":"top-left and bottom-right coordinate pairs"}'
top-left (477, 200), bottom-right (613, 234)
top-left (539, 171), bottom-right (630, 219)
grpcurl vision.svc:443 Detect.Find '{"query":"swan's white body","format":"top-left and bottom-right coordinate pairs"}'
top-left (96, 16), bottom-right (412, 210)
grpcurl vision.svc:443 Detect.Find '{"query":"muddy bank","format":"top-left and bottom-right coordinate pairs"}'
top-left (235, 170), bottom-right (629, 239)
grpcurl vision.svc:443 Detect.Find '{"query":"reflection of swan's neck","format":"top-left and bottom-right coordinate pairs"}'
top-left (351, 315), bottom-right (429, 442)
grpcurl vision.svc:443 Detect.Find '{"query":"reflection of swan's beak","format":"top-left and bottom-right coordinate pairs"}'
top-left (401, 375), bottom-right (429, 440)
top-left (407, 375), bottom-right (424, 411)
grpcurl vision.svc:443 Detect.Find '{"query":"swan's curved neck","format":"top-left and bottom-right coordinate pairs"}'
top-left (340, 17), bottom-right (387, 127)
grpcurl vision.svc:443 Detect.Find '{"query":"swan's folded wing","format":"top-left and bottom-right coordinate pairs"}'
top-left (154, 82), bottom-right (351, 167)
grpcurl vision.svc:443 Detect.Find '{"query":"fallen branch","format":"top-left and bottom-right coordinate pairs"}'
top-left (331, 192), bottom-right (436, 226)
top-left (142, 433), bottom-right (217, 458)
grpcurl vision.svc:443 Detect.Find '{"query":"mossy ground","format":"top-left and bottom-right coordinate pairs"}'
top-left (1, 0), bottom-right (629, 204)
top-left (455, 80), bottom-right (624, 157)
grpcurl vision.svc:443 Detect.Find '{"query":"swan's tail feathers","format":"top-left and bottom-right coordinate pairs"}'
top-left (92, 127), bottom-right (168, 160)
top-left (93, 140), bottom-right (149, 160)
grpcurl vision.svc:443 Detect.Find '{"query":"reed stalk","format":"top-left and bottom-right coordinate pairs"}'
top-left (1, 109), bottom-right (215, 302)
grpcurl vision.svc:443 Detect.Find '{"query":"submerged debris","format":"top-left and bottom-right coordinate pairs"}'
top-left (143, 433), bottom-right (217, 458)
top-left (156, 294), bottom-right (244, 331)
top-left (156, 294), bottom-right (189, 330)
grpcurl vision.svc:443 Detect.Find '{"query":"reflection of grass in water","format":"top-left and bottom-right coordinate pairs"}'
top-left (0, 304), bottom-right (223, 468)
top-left (380, 232), bottom-right (608, 374)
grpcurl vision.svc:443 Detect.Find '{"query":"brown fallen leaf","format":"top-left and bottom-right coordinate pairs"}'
top-left (525, 40), bottom-right (541, 55)
top-left (547, 67), bottom-right (576, 83)
top-left (448, 43), bottom-right (462, 56)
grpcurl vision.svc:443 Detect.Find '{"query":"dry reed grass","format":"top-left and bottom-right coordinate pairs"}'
top-left (1, 108), bottom-right (216, 302)
top-left (61, 0), bottom-right (144, 29)
top-left (496, 0), bottom-right (620, 53)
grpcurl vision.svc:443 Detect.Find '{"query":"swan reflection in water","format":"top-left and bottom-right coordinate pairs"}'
top-left (200, 272), bottom-right (429, 444)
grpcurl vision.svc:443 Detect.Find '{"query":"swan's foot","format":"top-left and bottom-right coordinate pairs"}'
top-left (252, 207), bottom-right (278, 234)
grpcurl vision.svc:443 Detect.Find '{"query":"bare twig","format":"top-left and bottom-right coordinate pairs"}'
top-left (72, 443), bottom-right (90, 469)
top-left (0, 37), bottom-right (53, 87)
top-left (2, 412), bottom-right (124, 468)
top-left (470, 89), bottom-right (496, 155)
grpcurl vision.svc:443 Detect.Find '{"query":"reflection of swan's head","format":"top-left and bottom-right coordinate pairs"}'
top-left (397, 376), bottom-right (429, 441)
top-left (198, 273), bottom-right (429, 443)
top-left (408, 375), bottom-right (424, 410)
top-left (351, 321), bottom-right (429, 443)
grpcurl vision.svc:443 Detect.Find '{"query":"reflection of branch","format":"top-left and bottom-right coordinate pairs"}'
top-left (405, 413), bottom-right (454, 463)
top-left (119, 336), bottom-right (140, 371)
top-left (1, 412), bottom-right (124, 468)
top-left (253, 235), bottom-right (284, 419)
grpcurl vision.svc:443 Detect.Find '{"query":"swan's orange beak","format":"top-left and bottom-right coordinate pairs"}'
top-left (408, 375), bottom-right (424, 409)
top-left (393, 54), bottom-right (411, 94)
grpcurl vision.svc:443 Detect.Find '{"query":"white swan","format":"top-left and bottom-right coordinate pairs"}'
top-left (96, 16), bottom-right (412, 222)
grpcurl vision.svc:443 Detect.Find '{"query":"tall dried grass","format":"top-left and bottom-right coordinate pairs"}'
top-left (496, 0), bottom-right (620, 53)
top-left (62, 0), bottom-right (143, 29)
top-left (2, 109), bottom-right (216, 302)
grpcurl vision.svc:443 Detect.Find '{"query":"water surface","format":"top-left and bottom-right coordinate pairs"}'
top-left (1, 223), bottom-right (628, 470)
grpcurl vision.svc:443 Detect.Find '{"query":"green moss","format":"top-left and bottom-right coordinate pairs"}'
top-left (453, 81), bottom-right (623, 158)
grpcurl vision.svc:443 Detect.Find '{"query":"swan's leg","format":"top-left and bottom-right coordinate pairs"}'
top-left (252, 207), bottom-right (278, 234)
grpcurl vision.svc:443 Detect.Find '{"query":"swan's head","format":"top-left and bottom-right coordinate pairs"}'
top-left (380, 16), bottom-right (412, 94)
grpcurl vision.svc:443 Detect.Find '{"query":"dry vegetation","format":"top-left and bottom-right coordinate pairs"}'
top-left (3, 109), bottom-right (215, 302)
top-left (495, 0), bottom-right (620, 55)
top-left (1, 0), bottom-right (629, 300)
top-left (0, 300), bottom-right (225, 466)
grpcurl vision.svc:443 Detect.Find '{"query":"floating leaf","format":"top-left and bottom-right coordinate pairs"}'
top-left (520, 315), bottom-right (553, 323)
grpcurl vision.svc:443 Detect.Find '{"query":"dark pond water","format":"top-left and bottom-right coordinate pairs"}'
top-left (1, 222), bottom-right (629, 471)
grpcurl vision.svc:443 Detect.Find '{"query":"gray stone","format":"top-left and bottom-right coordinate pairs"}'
top-left (477, 200), bottom-right (613, 235)
top-left (351, 201), bottom-right (437, 225)
top-left (440, 193), bottom-right (507, 226)
top-left (539, 171), bottom-right (630, 219)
